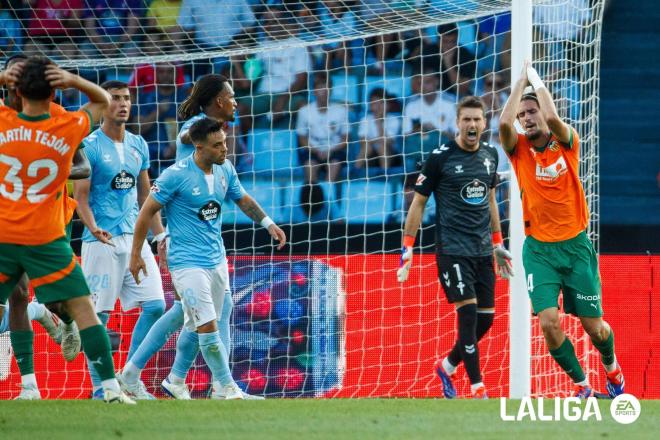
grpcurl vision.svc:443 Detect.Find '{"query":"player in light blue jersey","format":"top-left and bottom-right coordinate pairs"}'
top-left (128, 118), bottom-right (286, 400)
top-left (119, 75), bottom-right (244, 399)
top-left (175, 74), bottom-right (237, 161)
top-left (74, 81), bottom-right (166, 400)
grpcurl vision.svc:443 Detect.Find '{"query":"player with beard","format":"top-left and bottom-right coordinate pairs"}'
top-left (128, 118), bottom-right (286, 399)
top-left (498, 61), bottom-right (624, 398)
top-left (398, 96), bottom-right (513, 399)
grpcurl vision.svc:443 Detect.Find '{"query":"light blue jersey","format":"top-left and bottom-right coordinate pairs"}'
top-left (82, 128), bottom-right (150, 242)
top-left (175, 112), bottom-right (206, 161)
top-left (152, 155), bottom-right (245, 270)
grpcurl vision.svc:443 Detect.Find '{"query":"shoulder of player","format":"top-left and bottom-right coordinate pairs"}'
top-left (479, 141), bottom-right (499, 156)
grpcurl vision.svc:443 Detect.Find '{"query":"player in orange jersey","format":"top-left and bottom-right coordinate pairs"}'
top-left (0, 56), bottom-right (133, 403)
top-left (499, 61), bottom-right (624, 399)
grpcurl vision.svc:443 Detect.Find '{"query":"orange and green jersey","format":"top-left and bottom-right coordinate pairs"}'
top-left (507, 128), bottom-right (589, 242)
top-left (0, 107), bottom-right (91, 245)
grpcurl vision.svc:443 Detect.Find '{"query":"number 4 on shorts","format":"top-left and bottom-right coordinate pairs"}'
top-left (527, 274), bottom-right (534, 292)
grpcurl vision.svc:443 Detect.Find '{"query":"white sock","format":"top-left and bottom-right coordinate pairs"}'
top-left (167, 372), bottom-right (185, 385)
top-left (27, 302), bottom-right (46, 321)
top-left (102, 378), bottom-right (120, 393)
top-left (22, 373), bottom-right (38, 388)
top-left (576, 379), bottom-right (590, 387)
top-left (122, 361), bottom-right (141, 384)
top-left (442, 357), bottom-right (457, 376)
top-left (92, 385), bottom-right (102, 393)
top-left (212, 380), bottom-right (222, 390)
top-left (604, 355), bottom-right (618, 373)
top-left (470, 382), bottom-right (485, 393)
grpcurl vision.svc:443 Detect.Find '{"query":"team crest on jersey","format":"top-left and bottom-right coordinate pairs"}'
top-left (548, 140), bottom-right (560, 152)
top-left (111, 170), bottom-right (136, 191)
top-left (460, 179), bottom-right (488, 205)
top-left (220, 174), bottom-right (227, 191)
top-left (535, 156), bottom-right (568, 181)
top-left (483, 158), bottom-right (493, 174)
top-left (416, 174), bottom-right (427, 185)
top-left (197, 201), bottom-right (220, 222)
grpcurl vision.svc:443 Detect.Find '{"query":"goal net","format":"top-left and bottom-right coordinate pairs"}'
top-left (0, 0), bottom-right (604, 399)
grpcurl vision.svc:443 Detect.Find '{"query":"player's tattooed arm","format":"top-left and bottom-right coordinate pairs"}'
top-left (236, 194), bottom-right (268, 223)
top-left (68, 147), bottom-right (91, 180)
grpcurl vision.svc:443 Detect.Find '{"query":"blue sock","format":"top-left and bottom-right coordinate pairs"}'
top-left (170, 327), bottom-right (199, 380)
top-left (128, 301), bottom-right (184, 369)
top-left (198, 331), bottom-right (232, 386)
top-left (218, 293), bottom-right (233, 359)
top-left (0, 304), bottom-right (9, 333)
top-left (128, 299), bottom-right (165, 360)
top-left (86, 312), bottom-right (110, 388)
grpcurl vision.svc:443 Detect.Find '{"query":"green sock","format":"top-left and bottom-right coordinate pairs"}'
top-left (10, 330), bottom-right (34, 376)
top-left (549, 337), bottom-right (586, 383)
top-left (79, 325), bottom-right (116, 381)
top-left (592, 328), bottom-right (616, 367)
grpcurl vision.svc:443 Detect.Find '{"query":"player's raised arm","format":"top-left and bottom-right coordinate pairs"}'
top-left (44, 64), bottom-right (111, 125)
top-left (526, 64), bottom-right (572, 144)
top-left (235, 194), bottom-right (287, 250)
top-left (130, 195), bottom-right (163, 284)
top-left (499, 61), bottom-right (530, 153)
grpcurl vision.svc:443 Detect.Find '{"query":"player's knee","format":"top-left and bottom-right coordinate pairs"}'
top-left (456, 303), bottom-right (478, 342)
top-left (582, 318), bottom-right (608, 342)
top-left (539, 313), bottom-right (561, 337)
top-left (142, 299), bottom-right (166, 318)
top-left (476, 310), bottom-right (495, 340)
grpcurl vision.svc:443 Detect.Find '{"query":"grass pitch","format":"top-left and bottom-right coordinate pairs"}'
top-left (2, 399), bottom-right (658, 440)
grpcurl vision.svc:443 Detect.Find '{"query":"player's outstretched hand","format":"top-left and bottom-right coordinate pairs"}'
top-left (92, 228), bottom-right (115, 246)
top-left (45, 65), bottom-right (78, 90)
top-left (493, 245), bottom-right (514, 279)
top-left (129, 252), bottom-right (147, 285)
top-left (397, 246), bottom-right (413, 283)
top-left (157, 238), bottom-right (168, 271)
top-left (268, 224), bottom-right (287, 250)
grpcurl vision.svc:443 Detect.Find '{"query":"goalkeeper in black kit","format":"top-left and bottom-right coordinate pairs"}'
top-left (397, 96), bottom-right (513, 399)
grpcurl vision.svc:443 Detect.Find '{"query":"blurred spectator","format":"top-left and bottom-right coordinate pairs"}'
top-left (0, 1), bottom-right (23, 57)
top-left (365, 32), bottom-right (403, 75)
top-left (146, 0), bottom-right (181, 32)
top-left (128, 33), bottom-right (187, 95)
top-left (402, 69), bottom-right (455, 138)
top-left (176, 0), bottom-right (256, 50)
top-left (134, 62), bottom-right (189, 176)
top-left (296, 72), bottom-right (349, 185)
top-left (319, 0), bottom-right (359, 69)
top-left (82, 0), bottom-right (143, 58)
top-left (408, 23), bottom-right (475, 95)
top-left (24, 0), bottom-right (85, 58)
top-left (356, 87), bottom-right (402, 172)
top-left (480, 71), bottom-right (508, 146)
top-left (476, 12), bottom-right (511, 73)
top-left (234, 4), bottom-right (310, 131)
top-left (294, 183), bottom-right (332, 223)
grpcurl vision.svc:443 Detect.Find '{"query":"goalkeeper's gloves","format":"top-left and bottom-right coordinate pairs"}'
top-left (526, 64), bottom-right (546, 91)
top-left (397, 235), bottom-right (415, 283)
top-left (492, 231), bottom-right (514, 279)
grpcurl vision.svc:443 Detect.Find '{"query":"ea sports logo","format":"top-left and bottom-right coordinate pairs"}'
top-left (610, 394), bottom-right (641, 424)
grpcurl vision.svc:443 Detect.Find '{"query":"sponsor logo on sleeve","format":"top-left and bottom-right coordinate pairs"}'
top-left (415, 174), bottom-right (427, 186)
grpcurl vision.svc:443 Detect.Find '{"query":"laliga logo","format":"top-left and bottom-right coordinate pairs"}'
top-left (500, 397), bottom-right (602, 421)
top-left (500, 394), bottom-right (641, 424)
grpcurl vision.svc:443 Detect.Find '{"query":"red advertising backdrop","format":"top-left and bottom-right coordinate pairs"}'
top-left (1, 255), bottom-right (658, 399)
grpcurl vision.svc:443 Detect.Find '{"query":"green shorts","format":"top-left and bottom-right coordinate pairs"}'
top-left (522, 231), bottom-right (603, 317)
top-left (0, 236), bottom-right (89, 304)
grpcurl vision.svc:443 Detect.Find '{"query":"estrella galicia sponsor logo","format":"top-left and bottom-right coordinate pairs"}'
top-left (460, 179), bottom-right (488, 205)
top-left (197, 201), bottom-right (220, 222)
top-left (111, 170), bottom-right (136, 191)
